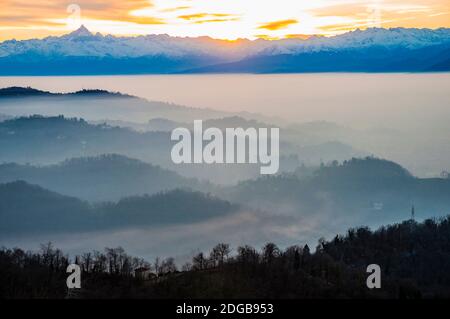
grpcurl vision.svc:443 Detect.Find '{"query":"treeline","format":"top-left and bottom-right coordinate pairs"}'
top-left (2, 217), bottom-right (450, 298)
top-left (0, 243), bottom-right (151, 298)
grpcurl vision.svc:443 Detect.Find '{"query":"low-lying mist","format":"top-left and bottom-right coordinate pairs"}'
top-left (0, 208), bottom-right (355, 264)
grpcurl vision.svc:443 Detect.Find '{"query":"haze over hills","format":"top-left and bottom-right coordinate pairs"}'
top-left (0, 181), bottom-right (237, 237)
top-left (1, 157), bottom-right (450, 244)
top-left (0, 88), bottom-right (449, 259)
top-left (222, 157), bottom-right (450, 226)
top-left (1, 85), bottom-right (449, 179)
top-left (0, 154), bottom-right (208, 202)
top-left (0, 86), bottom-right (284, 126)
top-left (0, 113), bottom-right (371, 183)
top-left (0, 114), bottom-right (270, 183)
top-left (0, 86), bottom-right (234, 123)
top-left (0, 26), bottom-right (449, 74)
top-left (0, 115), bottom-right (172, 165)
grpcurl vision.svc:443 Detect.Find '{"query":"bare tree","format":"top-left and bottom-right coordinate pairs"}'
top-left (237, 245), bottom-right (259, 265)
top-left (160, 257), bottom-right (177, 274)
top-left (210, 243), bottom-right (231, 267)
top-left (182, 262), bottom-right (192, 272)
top-left (192, 252), bottom-right (207, 270)
top-left (81, 252), bottom-right (92, 273)
top-left (262, 243), bottom-right (280, 264)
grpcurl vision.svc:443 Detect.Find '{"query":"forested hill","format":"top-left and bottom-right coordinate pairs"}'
top-left (0, 87), bottom-right (130, 98)
top-left (0, 115), bottom-right (171, 164)
top-left (0, 181), bottom-right (237, 236)
top-left (224, 157), bottom-right (450, 222)
top-left (0, 154), bottom-right (207, 202)
top-left (1, 216), bottom-right (450, 298)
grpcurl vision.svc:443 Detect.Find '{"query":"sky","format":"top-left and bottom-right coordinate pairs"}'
top-left (0, 0), bottom-right (449, 41)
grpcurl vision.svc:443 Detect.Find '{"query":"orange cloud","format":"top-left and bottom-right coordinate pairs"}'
top-left (258, 19), bottom-right (298, 31)
top-left (178, 13), bottom-right (233, 21)
top-left (0, 0), bottom-right (161, 27)
top-left (194, 18), bottom-right (239, 24)
top-left (1, 0), bottom-right (450, 41)
top-left (310, 0), bottom-right (450, 33)
top-left (178, 12), bottom-right (239, 24)
top-left (160, 6), bottom-right (191, 13)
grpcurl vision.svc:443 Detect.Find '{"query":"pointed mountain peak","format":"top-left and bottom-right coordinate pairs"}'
top-left (67, 25), bottom-right (93, 37)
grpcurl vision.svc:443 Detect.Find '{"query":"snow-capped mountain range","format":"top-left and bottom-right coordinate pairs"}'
top-left (1, 26), bottom-right (449, 74)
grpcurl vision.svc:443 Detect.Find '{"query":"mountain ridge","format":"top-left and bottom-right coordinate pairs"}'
top-left (1, 26), bottom-right (449, 74)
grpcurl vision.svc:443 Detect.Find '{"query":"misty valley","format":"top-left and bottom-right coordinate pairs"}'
top-left (171, 120), bottom-right (280, 174)
top-left (0, 77), bottom-right (449, 299)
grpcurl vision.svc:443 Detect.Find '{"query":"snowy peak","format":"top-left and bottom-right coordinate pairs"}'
top-left (0, 27), bottom-right (449, 74)
top-left (253, 27), bottom-right (450, 56)
top-left (65, 25), bottom-right (94, 38)
top-left (0, 27), bottom-right (449, 59)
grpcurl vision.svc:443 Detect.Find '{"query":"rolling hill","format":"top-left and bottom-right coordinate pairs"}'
top-left (222, 157), bottom-right (450, 226)
top-left (0, 154), bottom-right (207, 202)
top-left (0, 181), bottom-right (237, 237)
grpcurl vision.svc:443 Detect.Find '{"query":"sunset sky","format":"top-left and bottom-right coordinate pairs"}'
top-left (1, 0), bottom-right (449, 41)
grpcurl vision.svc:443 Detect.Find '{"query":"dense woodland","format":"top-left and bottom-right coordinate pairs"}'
top-left (1, 216), bottom-right (450, 299)
top-left (0, 181), bottom-right (236, 236)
